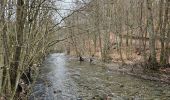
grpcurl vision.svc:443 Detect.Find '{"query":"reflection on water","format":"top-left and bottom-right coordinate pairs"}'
top-left (30, 53), bottom-right (170, 100)
top-left (45, 53), bottom-right (78, 100)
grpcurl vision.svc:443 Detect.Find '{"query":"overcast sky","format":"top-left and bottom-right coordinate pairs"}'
top-left (55, 0), bottom-right (85, 25)
top-left (53, 0), bottom-right (73, 24)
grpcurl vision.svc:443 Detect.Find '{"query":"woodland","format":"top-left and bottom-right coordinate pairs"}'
top-left (0, 0), bottom-right (170, 99)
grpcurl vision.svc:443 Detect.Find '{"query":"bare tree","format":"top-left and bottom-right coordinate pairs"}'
top-left (146, 0), bottom-right (158, 69)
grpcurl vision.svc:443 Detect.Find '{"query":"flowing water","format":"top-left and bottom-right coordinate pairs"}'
top-left (29, 53), bottom-right (170, 100)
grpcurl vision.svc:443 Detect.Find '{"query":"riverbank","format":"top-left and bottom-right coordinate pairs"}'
top-left (68, 55), bottom-right (170, 84)
top-left (28, 53), bottom-right (170, 100)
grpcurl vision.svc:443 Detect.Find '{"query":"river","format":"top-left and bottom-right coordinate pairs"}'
top-left (29, 53), bottom-right (170, 100)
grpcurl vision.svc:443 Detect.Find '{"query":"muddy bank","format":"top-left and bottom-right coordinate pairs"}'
top-left (68, 55), bottom-right (170, 84)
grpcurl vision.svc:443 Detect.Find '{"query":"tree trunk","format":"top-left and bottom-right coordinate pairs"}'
top-left (119, 34), bottom-right (125, 64)
top-left (95, 0), bottom-right (103, 59)
top-left (160, 0), bottom-right (169, 65)
top-left (11, 0), bottom-right (25, 88)
top-left (146, 0), bottom-right (158, 69)
top-left (0, 0), bottom-right (11, 93)
top-left (164, 0), bottom-right (170, 65)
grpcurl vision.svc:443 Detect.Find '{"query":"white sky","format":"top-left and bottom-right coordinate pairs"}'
top-left (54, 0), bottom-right (86, 25)
top-left (53, 0), bottom-right (73, 24)
top-left (59, 0), bottom-right (73, 13)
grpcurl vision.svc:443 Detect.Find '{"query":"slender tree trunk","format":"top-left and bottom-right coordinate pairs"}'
top-left (98, 30), bottom-right (103, 59)
top-left (126, 12), bottom-right (129, 47)
top-left (11, 0), bottom-right (25, 88)
top-left (87, 31), bottom-right (92, 56)
top-left (146, 0), bottom-right (158, 69)
top-left (164, 0), bottom-right (170, 65)
top-left (159, 0), bottom-right (164, 65)
top-left (93, 33), bottom-right (97, 53)
top-left (130, 26), bottom-right (133, 56)
top-left (139, 0), bottom-right (144, 50)
top-left (119, 34), bottom-right (125, 64)
top-left (165, 27), bottom-right (170, 64)
top-left (98, 15), bottom-right (103, 59)
top-left (0, 0), bottom-right (11, 94)
top-left (160, 0), bottom-right (169, 65)
top-left (69, 20), bottom-right (79, 57)
top-left (139, 0), bottom-right (147, 62)
top-left (95, 0), bottom-right (103, 59)
top-left (125, 10), bottom-right (130, 59)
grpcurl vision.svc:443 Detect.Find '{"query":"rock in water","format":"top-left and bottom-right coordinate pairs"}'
top-left (77, 96), bottom-right (82, 100)
top-left (79, 56), bottom-right (84, 61)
